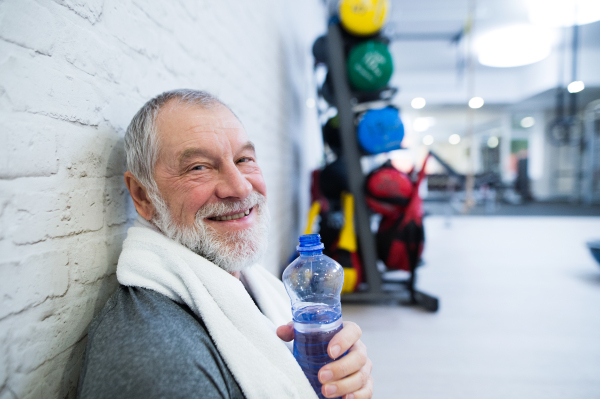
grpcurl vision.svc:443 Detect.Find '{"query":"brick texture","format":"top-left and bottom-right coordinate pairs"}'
top-left (0, 0), bottom-right (325, 397)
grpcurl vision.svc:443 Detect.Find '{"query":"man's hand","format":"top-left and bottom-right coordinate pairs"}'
top-left (276, 321), bottom-right (373, 399)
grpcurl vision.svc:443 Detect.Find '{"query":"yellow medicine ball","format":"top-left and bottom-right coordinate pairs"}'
top-left (339, 0), bottom-right (390, 37)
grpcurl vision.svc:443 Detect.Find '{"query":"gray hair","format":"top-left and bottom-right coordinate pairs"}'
top-left (124, 89), bottom-right (234, 191)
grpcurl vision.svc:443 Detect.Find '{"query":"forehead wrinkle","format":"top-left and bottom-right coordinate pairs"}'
top-left (183, 125), bottom-right (245, 137)
top-left (156, 101), bottom-right (242, 137)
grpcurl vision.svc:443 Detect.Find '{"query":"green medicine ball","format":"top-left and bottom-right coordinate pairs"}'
top-left (347, 40), bottom-right (393, 91)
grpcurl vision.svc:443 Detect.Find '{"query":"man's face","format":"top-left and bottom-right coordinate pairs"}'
top-left (149, 101), bottom-right (269, 271)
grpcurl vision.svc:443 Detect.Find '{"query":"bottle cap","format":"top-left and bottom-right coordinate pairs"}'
top-left (296, 234), bottom-right (325, 252)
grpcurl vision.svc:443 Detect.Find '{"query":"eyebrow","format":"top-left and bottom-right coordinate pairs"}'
top-left (178, 140), bottom-right (256, 168)
top-left (178, 148), bottom-right (209, 168)
top-left (240, 141), bottom-right (256, 155)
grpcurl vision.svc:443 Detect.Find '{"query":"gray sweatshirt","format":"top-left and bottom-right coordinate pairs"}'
top-left (77, 286), bottom-right (245, 398)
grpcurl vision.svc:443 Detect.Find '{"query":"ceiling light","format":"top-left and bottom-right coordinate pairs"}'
top-left (527, 0), bottom-right (600, 27)
top-left (306, 98), bottom-right (316, 108)
top-left (449, 134), bottom-right (461, 145)
top-left (413, 117), bottom-right (436, 132)
top-left (476, 25), bottom-right (553, 67)
top-left (411, 97), bottom-right (426, 109)
top-left (567, 81), bottom-right (585, 93)
top-left (469, 97), bottom-right (484, 109)
top-left (423, 135), bottom-right (434, 146)
top-left (488, 136), bottom-right (499, 148)
top-left (521, 117), bottom-right (535, 128)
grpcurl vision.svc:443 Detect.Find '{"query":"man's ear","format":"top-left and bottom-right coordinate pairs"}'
top-left (124, 171), bottom-right (155, 221)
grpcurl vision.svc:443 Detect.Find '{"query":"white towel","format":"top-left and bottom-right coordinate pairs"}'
top-left (117, 216), bottom-right (317, 399)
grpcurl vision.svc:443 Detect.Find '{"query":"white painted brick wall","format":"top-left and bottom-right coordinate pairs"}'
top-left (0, 0), bottom-right (325, 397)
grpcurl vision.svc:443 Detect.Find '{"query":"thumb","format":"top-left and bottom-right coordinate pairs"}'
top-left (276, 321), bottom-right (294, 342)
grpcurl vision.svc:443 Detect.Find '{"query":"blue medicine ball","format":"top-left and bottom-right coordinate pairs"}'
top-left (357, 107), bottom-right (404, 154)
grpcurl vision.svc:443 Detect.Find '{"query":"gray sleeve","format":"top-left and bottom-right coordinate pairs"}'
top-left (77, 288), bottom-right (245, 399)
top-left (78, 332), bottom-right (230, 399)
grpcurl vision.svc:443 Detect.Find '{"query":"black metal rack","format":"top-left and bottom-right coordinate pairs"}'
top-left (326, 23), bottom-right (439, 312)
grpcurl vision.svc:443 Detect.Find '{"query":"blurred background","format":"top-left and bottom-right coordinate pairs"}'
top-left (0, 0), bottom-right (599, 398)
top-left (385, 0), bottom-right (600, 210)
top-left (307, 2), bottom-right (600, 398)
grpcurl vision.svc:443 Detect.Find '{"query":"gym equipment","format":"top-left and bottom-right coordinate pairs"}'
top-left (318, 209), bottom-right (344, 254)
top-left (322, 115), bottom-right (342, 155)
top-left (377, 215), bottom-right (422, 272)
top-left (303, 201), bottom-right (321, 235)
top-left (587, 241), bottom-right (600, 266)
top-left (357, 107), bottom-right (404, 154)
top-left (319, 157), bottom-right (349, 200)
top-left (312, 35), bottom-right (328, 65)
top-left (582, 100), bottom-right (600, 205)
top-left (310, 169), bottom-right (340, 250)
top-left (376, 154), bottom-right (436, 311)
top-left (429, 150), bottom-right (502, 189)
top-left (325, 23), bottom-right (438, 311)
top-left (347, 40), bottom-right (393, 91)
top-left (335, 192), bottom-right (362, 293)
top-left (341, 268), bottom-right (358, 293)
top-left (375, 157), bottom-right (429, 272)
top-left (310, 169), bottom-right (331, 214)
top-left (308, 171), bottom-right (361, 293)
top-left (352, 87), bottom-right (398, 112)
top-left (339, 0), bottom-right (389, 37)
top-left (365, 158), bottom-right (427, 273)
top-left (319, 72), bottom-right (336, 105)
top-left (365, 160), bottom-right (412, 217)
top-left (323, 107), bottom-right (405, 158)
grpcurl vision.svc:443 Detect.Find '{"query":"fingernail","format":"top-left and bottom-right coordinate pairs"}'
top-left (320, 369), bottom-right (333, 383)
top-left (330, 345), bottom-right (341, 359)
top-left (324, 384), bottom-right (337, 396)
top-left (347, 394), bottom-right (355, 399)
top-left (287, 321), bottom-right (293, 326)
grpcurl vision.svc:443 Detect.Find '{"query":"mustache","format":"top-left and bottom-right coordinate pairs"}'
top-left (195, 191), bottom-right (266, 220)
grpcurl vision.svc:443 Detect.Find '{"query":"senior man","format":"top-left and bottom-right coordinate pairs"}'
top-left (77, 89), bottom-right (373, 399)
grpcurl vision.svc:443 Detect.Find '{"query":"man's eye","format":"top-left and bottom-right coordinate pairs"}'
top-left (191, 165), bottom-right (206, 171)
top-left (237, 157), bottom-right (253, 163)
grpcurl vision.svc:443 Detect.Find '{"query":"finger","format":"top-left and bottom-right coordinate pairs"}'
top-left (321, 359), bottom-right (372, 398)
top-left (328, 321), bottom-right (362, 360)
top-left (276, 322), bottom-right (294, 342)
top-left (319, 341), bottom-right (367, 384)
top-left (343, 375), bottom-right (374, 399)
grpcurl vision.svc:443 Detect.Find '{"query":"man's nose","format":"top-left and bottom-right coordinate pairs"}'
top-left (215, 163), bottom-right (253, 200)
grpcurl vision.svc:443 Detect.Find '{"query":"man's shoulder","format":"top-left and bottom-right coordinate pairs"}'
top-left (78, 286), bottom-right (244, 399)
top-left (87, 285), bottom-right (209, 347)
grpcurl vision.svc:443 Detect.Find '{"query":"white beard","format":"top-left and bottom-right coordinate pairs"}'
top-left (149, 190), bottom-right (270, 273)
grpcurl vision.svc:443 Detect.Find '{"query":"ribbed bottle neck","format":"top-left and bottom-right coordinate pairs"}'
top-left (298, 250), bottom-right (323, 257)
top-left (297, 234), bottom-right (324, 253)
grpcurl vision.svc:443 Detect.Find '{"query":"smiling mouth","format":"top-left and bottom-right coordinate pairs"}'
top-left (209, 208), bottom-right (251, 221)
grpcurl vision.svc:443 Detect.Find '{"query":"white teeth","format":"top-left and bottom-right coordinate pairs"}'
top-left (212, 209), bottom-right (251, 221)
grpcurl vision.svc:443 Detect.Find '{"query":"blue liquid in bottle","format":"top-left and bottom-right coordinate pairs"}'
top-left (283, 234), bottom-right (345, 399)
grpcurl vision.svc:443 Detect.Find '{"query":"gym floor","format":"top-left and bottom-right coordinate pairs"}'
top-left (343, 216), bottom-right (600, 399)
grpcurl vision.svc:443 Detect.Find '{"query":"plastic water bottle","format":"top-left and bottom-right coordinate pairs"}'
top-left (282, 234), bottom-right (345, 399)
